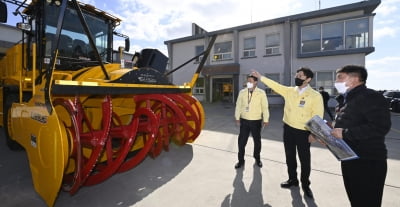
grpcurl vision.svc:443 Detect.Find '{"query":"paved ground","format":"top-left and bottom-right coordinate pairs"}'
top-left (0, 102), bottom-right (399, 207)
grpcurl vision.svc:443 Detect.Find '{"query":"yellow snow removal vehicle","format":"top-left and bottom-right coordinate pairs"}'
top-left (0, 0), bottom-right (215, 206)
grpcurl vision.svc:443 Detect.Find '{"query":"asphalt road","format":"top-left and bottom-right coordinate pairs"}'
top-left (0, 102), bottom-right (399, 207)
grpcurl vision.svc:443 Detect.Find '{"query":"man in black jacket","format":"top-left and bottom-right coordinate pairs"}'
top-left (331, 65), bottom-right (391, 207)
top-left (319, 86), bottom-right (334, 120)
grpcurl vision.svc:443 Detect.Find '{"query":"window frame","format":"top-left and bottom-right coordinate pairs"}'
top-left (299, 16), bottom-right (374, 58)
top-left (213, 41), bottom-right (233, 61)
top-left (265, 33), bottom-right (280, 55)
top-left (195, 45), bottom-right (204, 63)
top-left (193, 77), bottom-right (205, 94)
top-left (243, 37), bottom-right (256, 58)
top-left (315, 71), bottom-right (335, 94)
top-left (322, 21), bottom-right (344, 51)
top-left (345, 17), bottom-right (369, 49)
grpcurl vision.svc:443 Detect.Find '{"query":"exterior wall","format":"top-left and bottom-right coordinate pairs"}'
top-left (164, 1), bottom-right (380, 104)
top-left (195, 93), bottom-right (205, 102)
top-left (238, 25), bottom-right (285, 85)
top-left (0, 24), bottom-right (21, 55)
top-left (293, 54), bottom-right (365, 73)
top-left (112, 51), bottom-right (134, 67)
top-left (170, 39), bottom-right (205, 85)
top-left (291, 11), bottom-right (371, 91)
top-left (291, 18), bottom-right (366, 81)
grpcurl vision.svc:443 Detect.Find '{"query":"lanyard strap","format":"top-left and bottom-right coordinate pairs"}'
top-left (248, 90), bottom-right (253, 105)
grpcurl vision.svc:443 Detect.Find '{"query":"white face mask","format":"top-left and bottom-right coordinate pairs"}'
top-left (247, 82), bottom-right (254, 89)
top-left (334, 82), bottom-right (349, 94)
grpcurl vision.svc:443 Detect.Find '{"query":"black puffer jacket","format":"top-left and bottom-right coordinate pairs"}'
top-left (334, 85), bottom-right (391, 160)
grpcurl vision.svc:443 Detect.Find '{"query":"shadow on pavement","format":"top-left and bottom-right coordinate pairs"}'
top-left (55, 144), bottom-right (193, 207)
top-left (0, 128), bottom-right (193, 207)
top-left (221, 165), bottom-right (271, 207)
top-left (202, 102), bottom-right (285, 142)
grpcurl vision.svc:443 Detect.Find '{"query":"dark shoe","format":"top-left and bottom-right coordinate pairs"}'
top-left (280, 179), bottom-right (299, 188)
top-left (255, 160), bottom-right (262, 168)
top-left (234, 162), bottom-right (244, 169)
top-left (302, 186), bottom-right (314, 199)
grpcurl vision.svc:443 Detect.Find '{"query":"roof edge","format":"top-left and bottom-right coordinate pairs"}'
top-left (164, 0), bottom-right (381, 44)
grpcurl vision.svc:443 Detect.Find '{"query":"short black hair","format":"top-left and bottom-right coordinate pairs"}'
top-left (336, 65), bottom-right (368, 83)
top-left (247, 74), bottom-right (258, 81)
top-left (297, 67), bottom-right (314, 79)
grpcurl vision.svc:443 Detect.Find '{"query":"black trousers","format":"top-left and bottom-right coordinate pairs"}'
top-left (237, 118), bottom-right (262, 163)
top-left (341, 159), bottom-right (387, 207)
top-left (283, 123), bottom-right (311, 186)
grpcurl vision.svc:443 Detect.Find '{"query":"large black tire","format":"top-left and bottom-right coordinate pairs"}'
top-left (3, 92), bottom-right (24, 151)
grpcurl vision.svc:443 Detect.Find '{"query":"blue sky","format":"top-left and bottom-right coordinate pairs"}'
top-left (3, 0), bottom-right (400, 90)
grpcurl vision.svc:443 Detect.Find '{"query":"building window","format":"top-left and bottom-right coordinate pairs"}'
top-left (264, 73), bottom-right (280, 94)
top-left (301, 17), bottom-right (370, 54)
top-left (322, 21), bottom-right (344, 51)
top-left (301, 25), bottom-right (321, 53)
top-left (243, 37), bottom-right (256, 57)
top-left (193, 77), bottom-right (205, 94)
top-left (195, 45), bottom-right (204, 63)
top-left (316, 71), bottom-right (334, 94)
top-left (213, 41), bottom-right (232, 61)
top-left (345, 18), bottom-right (369, 49)
top-left (265, 33), bottom-right (280, 55)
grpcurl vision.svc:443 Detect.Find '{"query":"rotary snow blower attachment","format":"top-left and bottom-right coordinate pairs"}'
top-left (0, 0), bottom-right (216, 206)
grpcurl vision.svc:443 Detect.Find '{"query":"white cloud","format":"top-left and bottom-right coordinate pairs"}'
top-left (374, 26), bottom-right (399, 40)
top-left (376, 19), bottom-right (397, 25)
top-left (375, 0), bottom-right (399, 17)
top-left (366, 56), bottom-right (400, 90)
top-left (373, 0), bottom-right (400, 41)
top-left (81, 0), bottom-right (96, 7)
top-left (112, 0), bottom-right (302, 45)
top-left (367, 56), bottom-right (400, 70)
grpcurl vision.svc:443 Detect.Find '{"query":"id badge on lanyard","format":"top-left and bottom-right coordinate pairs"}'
top-left (299, 98), bottom-right (305, 107)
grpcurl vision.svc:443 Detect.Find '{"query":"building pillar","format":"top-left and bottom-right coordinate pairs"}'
top-left (205, 75), bottom-right (211, 103)
top-left (233, 30), bottom-right (239, 63)
top-left (283, 20), bottom-right (292, 86)
top-left (233, 74), bottom-right (239, 103)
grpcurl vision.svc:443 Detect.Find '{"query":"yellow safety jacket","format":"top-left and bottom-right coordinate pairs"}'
top-left (260, 76), bottom-right (323, 130)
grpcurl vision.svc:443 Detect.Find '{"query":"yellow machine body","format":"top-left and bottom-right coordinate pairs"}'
top-left (0, 1), bottom-right (212, 206)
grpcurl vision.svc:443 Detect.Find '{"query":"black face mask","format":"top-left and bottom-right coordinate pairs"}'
top-left (295, 78), bottom-right (305, 86)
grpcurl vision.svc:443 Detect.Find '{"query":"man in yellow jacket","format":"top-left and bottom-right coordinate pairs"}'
top-left (252, 67), bottom-right (323, 199)
top-left (235, 74), bottom-right (269, 169)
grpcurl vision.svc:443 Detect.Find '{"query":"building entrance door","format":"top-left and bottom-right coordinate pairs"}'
top-left (212, 77), bottom-right (233, 103)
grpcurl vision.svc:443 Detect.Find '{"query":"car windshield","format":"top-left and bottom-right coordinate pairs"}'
top-left (44, 3), bottom-right (110, 69)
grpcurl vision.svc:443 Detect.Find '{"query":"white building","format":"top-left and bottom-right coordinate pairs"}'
top-left (164, 0), bottom-right (381, 104)
top-left (0, 24), bottom-right (20, 56)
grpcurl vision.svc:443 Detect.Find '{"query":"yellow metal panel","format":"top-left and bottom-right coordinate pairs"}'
top-left (54, 79), bottom-right (192, 89)
top-left (11, 98), bottom-right (68, 207)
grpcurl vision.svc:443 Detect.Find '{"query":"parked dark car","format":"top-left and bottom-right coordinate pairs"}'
top-left (390, 98), bottom-right (400, 113)
top-left (383, 90), bottom-right (400, 112)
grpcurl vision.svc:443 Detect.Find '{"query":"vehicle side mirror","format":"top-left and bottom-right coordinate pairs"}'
top-left (125, 38), bottom-right (130, 52)
top-left (0, 2), bottom-right (7, 23)
top-left (17, 22), bottom-right (31, 31)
